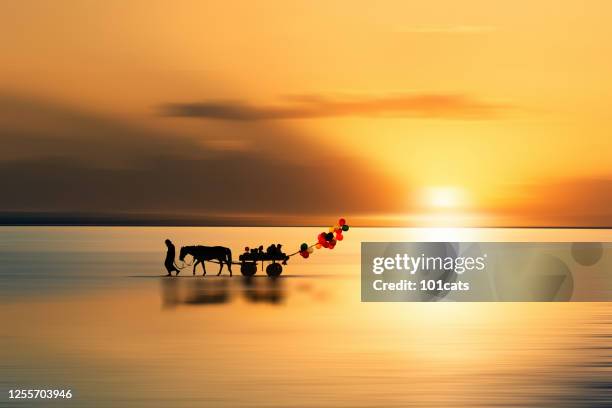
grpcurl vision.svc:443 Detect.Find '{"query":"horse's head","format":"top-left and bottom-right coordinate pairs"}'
top-left (179, 246), bottom-right (189, 261)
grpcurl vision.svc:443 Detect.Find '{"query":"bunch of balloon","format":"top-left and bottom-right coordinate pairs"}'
top-left (298, 242), bottom-right (314, 258)
top-left (299, 218), bottom-right (350, 258)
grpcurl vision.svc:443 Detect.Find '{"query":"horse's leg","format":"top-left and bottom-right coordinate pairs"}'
top-left (227, 251), bottom-right (233, 277)
top-left (217, 259), bottom-right (224, 276)
top-left (201, 261), bottom-right (207, 276)
top-left (193, 260), bottom-right (200, 275)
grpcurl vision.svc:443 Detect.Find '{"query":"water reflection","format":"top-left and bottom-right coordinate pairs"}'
top-left (555, 311), bottom-right (612, 408)
top-left (3, 227), bottom-right (612, 407)
top-left (241, 276), bottom-right (284, 304)
top-left (160, 277), bottom-right (285, 308)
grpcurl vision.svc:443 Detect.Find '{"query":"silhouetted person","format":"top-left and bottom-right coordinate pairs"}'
top-left (164, 239), bottom-right (180, 276)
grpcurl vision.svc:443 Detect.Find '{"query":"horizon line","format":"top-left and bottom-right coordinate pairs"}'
top-left (1, 212), bottom-right (611, 229)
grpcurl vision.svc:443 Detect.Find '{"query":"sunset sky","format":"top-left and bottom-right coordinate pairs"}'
top-left (1, 0), bottom-right (611, 226)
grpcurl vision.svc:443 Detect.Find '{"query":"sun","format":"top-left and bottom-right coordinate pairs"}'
top-left (422, 187), bottom-right (468, 210)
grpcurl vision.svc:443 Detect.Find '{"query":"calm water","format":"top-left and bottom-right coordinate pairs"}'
top-left (1, 227), bottom-right (612, 407)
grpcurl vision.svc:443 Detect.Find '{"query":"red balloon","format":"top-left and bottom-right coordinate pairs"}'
top-left (336, 233), bottom-right (344, 241)
top-left (318, 232), bottom-right (327, 244)
top-left (328, 239), bottom-right (337, 249)
top-left (338, 218), bottom-right (346, 226)
top-left (300, 250), bottom-right (310, 258)
top-left (322, 241), bottom-right (329, 248)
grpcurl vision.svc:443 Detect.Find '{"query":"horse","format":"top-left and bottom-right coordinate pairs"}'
top-left (179, 245), bottom-right (233, 276)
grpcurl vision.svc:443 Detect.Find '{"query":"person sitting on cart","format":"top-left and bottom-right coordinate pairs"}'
top-left (276, 244), bottom-right (290, 264)
top-left (265, 244), bottom-right (280, 258)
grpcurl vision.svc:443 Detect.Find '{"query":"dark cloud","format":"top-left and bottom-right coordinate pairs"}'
top-left (0, 155), bottom-right (400, 216)
top-left (160, 93), bottom-right (509, 121)
top-left (0, 93), bottom-right (407, 225)
top-left (0, 93), bottom-right (206, 166)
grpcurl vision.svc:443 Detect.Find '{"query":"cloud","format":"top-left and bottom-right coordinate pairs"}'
top-left (160, 93), bottom-right (509, 121)
top-left (0, 93), bottom-right (207, 166)
top-left (0, 155), bottom-right (401, 216)
top-left (0, 93), bottom-right (407, 224)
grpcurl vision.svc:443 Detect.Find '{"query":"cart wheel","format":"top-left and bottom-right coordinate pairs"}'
top-left (266, 263), bottom-right (283, 277)
top-left (241, 262), bottom-right (257, 277)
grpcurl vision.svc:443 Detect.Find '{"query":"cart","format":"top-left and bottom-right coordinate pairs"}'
top-left (238, 248), bottom-right (290, 277)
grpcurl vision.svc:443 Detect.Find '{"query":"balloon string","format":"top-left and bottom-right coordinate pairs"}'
top-left (287, 243), bottom-right (318, 258)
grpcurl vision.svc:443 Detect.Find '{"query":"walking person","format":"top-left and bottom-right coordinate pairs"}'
top-left (164, 239), bottom-right (181, 276)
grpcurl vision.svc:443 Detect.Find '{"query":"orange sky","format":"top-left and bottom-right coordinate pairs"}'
top-left (1, 0), bottom-right (611, 226)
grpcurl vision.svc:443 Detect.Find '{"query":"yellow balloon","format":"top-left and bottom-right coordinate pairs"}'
top-left (307, 247), bottom-right (314, 253)
top-left (315, 243), bottom-right (322, 249)
top-left (329, 227), bottom-right (335, 232)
